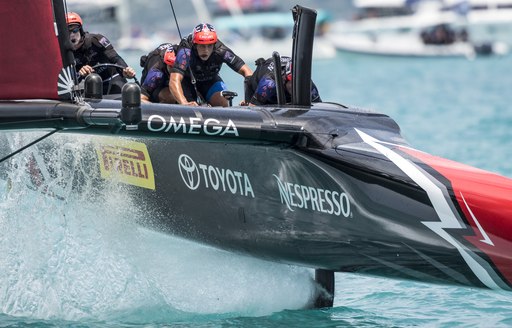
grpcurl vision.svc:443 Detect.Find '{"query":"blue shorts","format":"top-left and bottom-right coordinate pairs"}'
top-left (206, 81), bottom-right (227, 102)
top-left (181, 75), bottom-right (227, 104)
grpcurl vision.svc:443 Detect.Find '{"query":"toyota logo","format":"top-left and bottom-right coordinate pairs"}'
top-left (178, 154), bottom-right (200, 190)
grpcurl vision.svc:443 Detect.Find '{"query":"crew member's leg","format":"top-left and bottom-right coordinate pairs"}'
top-left (203, 77), bottom-right (228, 107)
top-left (180, 76), bottom-right (198, 104)
top-left (155, 86), bottom-right (177, 103)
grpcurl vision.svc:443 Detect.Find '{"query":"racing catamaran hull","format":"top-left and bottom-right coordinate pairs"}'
top-left (1, 0), bottom-right (512, 307)
top-left (2, 99), bottom-right (511, 293)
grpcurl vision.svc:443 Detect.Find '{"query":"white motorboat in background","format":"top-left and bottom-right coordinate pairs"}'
top-left (332, 0), bottom-right (457, 34)
top-left (327, 0), bottom-right (510, 57)
top-left (446, 0), bottom-right (512, 44)
top-left (330, 26), bottom-right (508, 58)
top-left (334, 0), bottom-right (512, 41)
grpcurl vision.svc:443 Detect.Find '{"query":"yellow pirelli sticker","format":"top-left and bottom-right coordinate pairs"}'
top-left (95, 139), bottom-right (155, 190)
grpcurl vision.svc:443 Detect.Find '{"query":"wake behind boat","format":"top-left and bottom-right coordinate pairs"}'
top-left (1, 0), bottom-right (512, 309)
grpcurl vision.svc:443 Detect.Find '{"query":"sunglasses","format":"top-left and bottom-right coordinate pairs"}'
top-left (68, 27), bottom-right (80, 33)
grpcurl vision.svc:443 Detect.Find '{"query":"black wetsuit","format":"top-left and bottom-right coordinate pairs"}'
top-left (140, 43), bottom-right (178, 102)
top-left (245, 57), bottom-right (322, 106)
top-left (172, 35), bottom-right (246, 102)
top-left (73, 32), bottom-right (129, 95)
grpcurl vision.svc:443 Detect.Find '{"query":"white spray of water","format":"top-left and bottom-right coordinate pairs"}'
top-left (0, 132), bottom-right (316, 322)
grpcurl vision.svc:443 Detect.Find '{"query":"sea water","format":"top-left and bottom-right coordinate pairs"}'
top-left (1, 52), bottom-right (512, 327)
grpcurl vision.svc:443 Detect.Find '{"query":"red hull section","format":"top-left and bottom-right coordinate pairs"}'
top-left (405, 148), bottom-right (512, 287)
top-left (0, 0), bottom-right (62, 100)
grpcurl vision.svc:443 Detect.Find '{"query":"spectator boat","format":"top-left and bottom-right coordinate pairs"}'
top-left (329, 24), bottom-right (508, 58)
top-left (328, 0), bottom-right (511, 57)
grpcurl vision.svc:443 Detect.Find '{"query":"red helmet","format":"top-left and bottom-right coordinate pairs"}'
top-left (163, 50), bottom-right (176, 66)
top-left (66, 12), bottom-right (83, 27)
top-left (192, 23), bottom-right (217, 45)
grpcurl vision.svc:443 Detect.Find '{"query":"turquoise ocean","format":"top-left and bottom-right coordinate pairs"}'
top-left (1, 50), bottom-right (512, 327)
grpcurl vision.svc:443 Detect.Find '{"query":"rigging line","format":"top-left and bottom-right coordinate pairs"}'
top-left (0, 117), bottom-right (64, 127)
top-left (168, 0), bottom-right (205, 105)
top-left (168, 0), bottom-right (183, 40)
top-left (0, 129), bottom-right (60, 164)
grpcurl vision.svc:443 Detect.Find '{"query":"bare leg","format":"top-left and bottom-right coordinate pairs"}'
top-left (208, 91), bottom-right (229, 107)
top-left (158, 88), bottom-right (177, 104)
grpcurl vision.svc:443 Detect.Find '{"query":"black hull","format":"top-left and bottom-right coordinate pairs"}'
top-left (2, 98), bottom-right (511, 292)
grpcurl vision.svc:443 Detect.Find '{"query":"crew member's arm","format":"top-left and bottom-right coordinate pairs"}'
top-left (78, 65), bottom-right (94, 77)
top-left (235, 65), bottom-right (253, 105)
top-left (141, 94), bottom-right (151, 103)
top-left (249, 77), bottom-right (275, 106)
top-left (242, 100), bottom-right (256, 106)
top-left (98, 34), bottom-right (136, 78)
top-left (238, 64), bottom-right (253, 78)
top-left (311, 81), bottom-right (322, 103)
top-left (140, 65), bottom-right (166, 103)
top-left (170, 72), bottom-right (198, 106)
top-left (219, 44), bottom-right (252, 79)
top-left (122, 67), bottom-right (136, 78)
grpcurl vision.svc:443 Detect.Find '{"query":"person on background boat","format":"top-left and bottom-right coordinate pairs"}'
top-left (242, 56), bottom-right (322, 106)
top-left (66, 12), bottom-right (136, 95)
top-left (139, 43), bottom-right (180, 103)
top-left (421, 24), bottom-right (456, 45)
top-left (170, 23), bottom-right (253, 107)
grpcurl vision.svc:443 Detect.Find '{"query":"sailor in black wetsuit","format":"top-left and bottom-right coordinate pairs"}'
top-left (66, 12), bottom-right (136, 95)
top-left (170, 23), bottom-right (253, 107)
top-left (243, 56), bottom-right (321, 106)
top-left (139, 43), bottom-right (179, 103)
